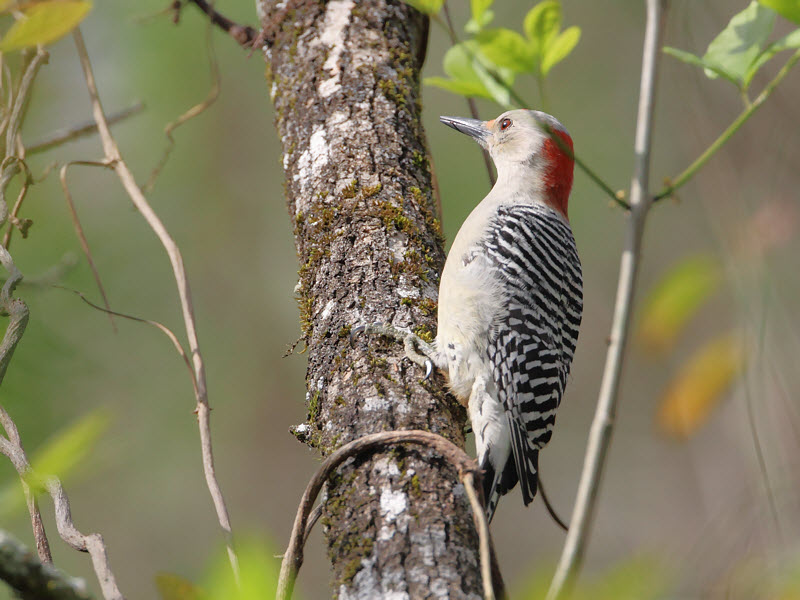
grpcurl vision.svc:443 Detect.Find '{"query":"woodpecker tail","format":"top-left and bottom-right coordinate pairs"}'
top-left (480, 452), bottom-right (519, 523)
top-left (508, 414), bottom-right (540, 506)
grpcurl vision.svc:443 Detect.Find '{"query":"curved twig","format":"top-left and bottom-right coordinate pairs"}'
top-left (545, 2), bottom-right (668, 598)
top-left (0, 412), bottom-right (123, 599)
top-left (276, 430), bottom-right (498, 600)
top-left (538, 477), bottom-right (568, 532)
top-left (72, 28), bottom-right (239, 580)
top-left (144, 18), bottom-right (220, 193)
top-left (463, 472), bottom-right (494, 600)
top-left (59, 161), bottom-right (117, 331)
top-left (57, 286), bottom-right (199, 397)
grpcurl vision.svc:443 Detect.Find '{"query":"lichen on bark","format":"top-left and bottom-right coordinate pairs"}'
top-left (259, 0), bottom-right (483, 597)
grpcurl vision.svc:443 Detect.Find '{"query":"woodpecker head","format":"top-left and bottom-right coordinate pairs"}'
top-left (440, 109), bottom-right (574, 220)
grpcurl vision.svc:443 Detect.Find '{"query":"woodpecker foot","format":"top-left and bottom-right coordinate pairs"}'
top-left (351, 323), bottom-right (438, 379)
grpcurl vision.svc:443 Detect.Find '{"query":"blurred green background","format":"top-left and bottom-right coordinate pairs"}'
top-left (1, 1), bottom-right (799, 598)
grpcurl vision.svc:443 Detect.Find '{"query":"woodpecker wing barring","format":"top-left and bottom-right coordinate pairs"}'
top-left (482, 204), bottom-right (582, 516)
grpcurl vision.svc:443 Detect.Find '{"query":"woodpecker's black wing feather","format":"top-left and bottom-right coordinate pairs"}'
top-left (483, 204), bottom-right (582, 519)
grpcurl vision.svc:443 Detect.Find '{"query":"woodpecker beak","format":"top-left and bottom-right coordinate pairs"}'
top-left (439, 116), bottom-right (491, 147)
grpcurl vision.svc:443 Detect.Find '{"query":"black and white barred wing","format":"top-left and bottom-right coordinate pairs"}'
top-left (485, 204), bottom-right (583, 510)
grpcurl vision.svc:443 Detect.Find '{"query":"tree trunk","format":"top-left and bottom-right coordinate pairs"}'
top-left (258, 0), bottom-right (485, 597)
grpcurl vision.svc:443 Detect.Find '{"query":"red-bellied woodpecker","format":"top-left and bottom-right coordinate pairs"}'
top-left (355, 109), bottom-right (582, 522)
top-left (436, 110), bottom-right (582, 522)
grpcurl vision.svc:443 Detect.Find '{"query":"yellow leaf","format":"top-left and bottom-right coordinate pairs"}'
top-left (637, 254), bottom-right (721, 355)
top-left (0, 1), bottom-right (92, 52)
top-left (155, 573), bottom-right (205, 600)
top-left (657, 333), bottom-right (745, 439)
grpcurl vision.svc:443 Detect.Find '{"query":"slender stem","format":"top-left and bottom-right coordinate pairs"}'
top-left (537, 72), bottom-right (551, 113)
top-left (655, 49), bottom-right (800, 201)
top-left (72, 28), bottom-right (239, 582)
top-left (26, 103), bottom-right (144, 155)
top-left (545, 2), bottom-right (667, 598)
top-left (439, 6), bottom-right (496, 187)
top-left (463, 472), bottom-right (495, 600)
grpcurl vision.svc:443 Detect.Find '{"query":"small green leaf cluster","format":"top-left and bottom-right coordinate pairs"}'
top-left (403, 0), bottom-right (445, 16)
top-left (156, 538), bottom-right (280, 600)
top-left (0, 410), bottom-right (109, 515)
top-left (664, 0), bottom-right (800, 93)
top-left (424, 1), bottom-right (581, 108)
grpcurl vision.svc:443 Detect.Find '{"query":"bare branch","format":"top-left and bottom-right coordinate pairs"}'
top-left (72, 27), bottom-right (239, 581)
top-left (276, 430), bottom-right (501, 600)
top-left (0, 530), bottom-right (91, 600)
top-left (0, 415), bottom-right (124, 599)
top-left (182, 0), bottom-right (259, 48)
top-left (26, 103), bottom-right (145, 155)
top-left (545, 1), bottom-right (668, 598)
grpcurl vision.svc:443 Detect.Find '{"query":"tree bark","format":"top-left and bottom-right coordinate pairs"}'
top-left (258, 0), bottom-right (484, 597)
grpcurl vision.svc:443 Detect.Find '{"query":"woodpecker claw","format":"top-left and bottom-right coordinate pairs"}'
top-left (351, 322), bottom-right (439, 378)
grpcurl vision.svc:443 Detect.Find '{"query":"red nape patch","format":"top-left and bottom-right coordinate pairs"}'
top-left (542, 130), bottom-right (574, 220)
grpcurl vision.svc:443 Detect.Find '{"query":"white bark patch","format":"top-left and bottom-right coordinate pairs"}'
top-left (363, 393), bottom-right (389, 412)
top-left (317, 0), bottom-right (354, 98)
top-left (320, 299), bottom-right (335, 321)
top-left (327, 110), bottom-right (349, 127)
top-left (373, 457), bottom-right (401, 477)
top-left (380, 488), bottom-right (407, 522)
top-left (389, 231), bottom-right (408, 262)
top-left (294, 126), bottom-right (329, 211)
top-left (396, 286), bottom-right (419, 299)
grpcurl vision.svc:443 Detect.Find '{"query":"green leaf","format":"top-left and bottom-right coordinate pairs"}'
top-left (402, 0), bottom-right (444, 15)
top-left (663, 46), bottom-right (742, 85)
top-left (541, 26), bottom-right (580, 75)
top-left (523, 1), bottom-right (562, 62)
top-left (470, 0), bottom-right (494, 24)
top-left (465, 9), bottom-right (495, 34)
top-left (27, 410), bottom-right (110, 494)
top-left (0, 1), bottom-right (92, 52)
top-left (425, 42), bottom-right (492, 98)
top-left (759, 0), bottom-right (800, 24)
top-left (204, 539), bottom-right (279, 600)
top-left (425, 41), bottom-right (515, 107)
top-left (0, 411), bottom-right (109, 516)
top-left (425, 76), bottom-right (491, 98)
top-left (476, 28), bottom-right (536, 73)
top-left (744, 28), bottom-right (800, 86)
top-left (702, 0), bottom-right (775, 88)
top-left (637, 255), bottom-right (722, 354)
top-left (663, 46), bottom-right (710, 69)
top-left (473, 60), bottom-right (515, 108)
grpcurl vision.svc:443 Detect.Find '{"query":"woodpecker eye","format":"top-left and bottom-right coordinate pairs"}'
top-left (499, 118), bottom-right (512, 131)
